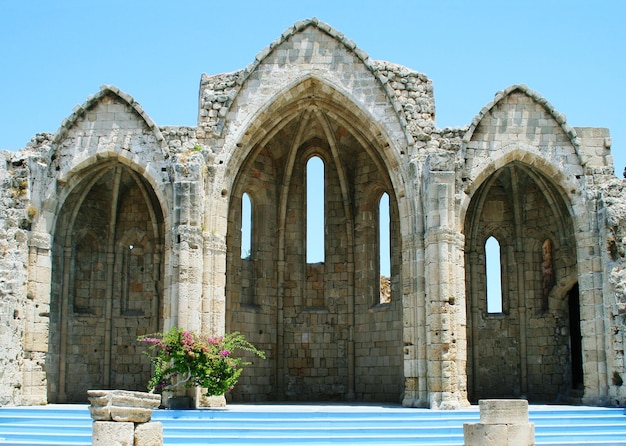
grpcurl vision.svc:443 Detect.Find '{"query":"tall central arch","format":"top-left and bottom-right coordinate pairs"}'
top-left (224, 80), bottom-right (403, 402)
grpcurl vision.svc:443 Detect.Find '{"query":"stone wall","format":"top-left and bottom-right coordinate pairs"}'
top-left (597, 176), bottom-right (626, 405)
top-left (0, 18), bottom-right (624, 408)
top-left (0, 150), bottom-right (32, 405)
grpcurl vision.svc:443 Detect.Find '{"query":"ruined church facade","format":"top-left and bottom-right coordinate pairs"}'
top-left (1, 19), bottom-right (625, 408)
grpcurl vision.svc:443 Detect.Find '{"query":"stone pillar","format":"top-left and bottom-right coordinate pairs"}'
top-left (88, 390), bottom-right (163, 446)
top-left (402, 233), bottom-right (427, 407)
top-left (176, 224), bottom-right (204, 331)
top-left (23, 231), bottom-right (52, 405)
top-left (171, 152), bottom-right (206, 332)
top-left (464, 399), bottom-right (535, 446)
top-left (202, 230), bottom-right (227, 337)
top-left (423, 153), bottom-right (469, 409)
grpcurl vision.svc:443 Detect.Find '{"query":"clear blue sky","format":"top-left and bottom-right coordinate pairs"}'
top-left (1, 0), bottom-right (624, 173)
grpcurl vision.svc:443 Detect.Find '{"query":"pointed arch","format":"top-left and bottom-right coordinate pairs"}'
top-left (464, 160), bottom-right (579, 403)
top-left (48, 154), bottom-right (171, 240)
top-left (463, 84), bottom-right (582, 166)
top-left (223, 76), bottom-right (404, 205)
top-left (460, 147), bottom-right (580, 231)
top-left (223, 71), bottom-right (404, 403)
top-left (53, 85), bottom-right (166, 149)
top-left (46, 85), bottom-right (171, 226)
top-left (203, 18), bottom-right (413, 147)
top-left (48, 161), bottom-right (165, 403)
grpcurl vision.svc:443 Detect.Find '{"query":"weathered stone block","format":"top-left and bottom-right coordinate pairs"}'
top-left (465, 400), bottom-right (535, 446)
top-left (479, 399), bottom-right (529, 424)
top-left (197, 393), bottom-right (226, 408)
top-left (464, 422), bottom-right (509, 446)
top-left (507, 422), bottom-right (535, 445)
top-left (92, 421), bottom-right (134, 446)
top-left (134, 422), bottom-right (163, 446)
top-left (88, 390), bottom-right (161, 423)
top-left (464, 422), bottom-right (535, 446)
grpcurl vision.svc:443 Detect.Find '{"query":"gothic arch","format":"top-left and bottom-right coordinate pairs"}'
top-left (464, 159), bottom-right (580, 403)
top-left (223, 76), bottom-right (404, 402)
top-left (463, 146), bottom-right (579, 199)
top-left (53, 85), bottom-right (166, 152)
top-left (48, 161), bottom-right (165, 402)
top-left (42, 85), bottom-right (172, 235)
top-left (463, 84), bottom-right (583, 168)
top-left (222, 75), bottom-right (405, 202)
top-left (207, 18), bottom-right (413, 149)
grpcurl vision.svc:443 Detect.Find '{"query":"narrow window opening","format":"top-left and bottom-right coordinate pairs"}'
top-left (121, 240), bottom-right (144, 316)
top-left (379, 192), bottom-right (391, 304)
top-left (241, 193), bottom-right (252, 260)
top-left (485, 236), bottom-right (503, 313)
top-left (306, 156), bottom-right (324, 263)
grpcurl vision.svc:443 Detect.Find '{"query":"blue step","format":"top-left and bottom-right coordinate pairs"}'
top-left (0, 404), bottom-right (624, 445)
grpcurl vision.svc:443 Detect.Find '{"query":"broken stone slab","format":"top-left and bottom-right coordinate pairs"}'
top-left (88, 389), bottom-right (162, 423)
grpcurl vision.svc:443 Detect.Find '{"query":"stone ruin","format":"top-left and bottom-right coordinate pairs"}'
top-left (0, 18), bottom-right (625, 409)
top-left (464, 399), bottom-right (534, 446)
top-left (88, 390), bottom-right (162, 446)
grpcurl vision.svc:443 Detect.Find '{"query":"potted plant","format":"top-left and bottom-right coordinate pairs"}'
top-left (138, 327), bottom-right (265, 408)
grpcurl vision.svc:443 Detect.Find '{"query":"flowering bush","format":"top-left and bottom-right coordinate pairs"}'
top-left (138, 327), bottom-right (265, 397)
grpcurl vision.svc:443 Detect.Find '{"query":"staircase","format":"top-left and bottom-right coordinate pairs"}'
top-left (0, 404), bottom-right (625, 445)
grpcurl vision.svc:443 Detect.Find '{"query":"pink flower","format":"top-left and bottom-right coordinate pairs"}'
top-left (207, 336), bottom-right (224, 346)
top-left (220, 349), bottom-right (231, 357)
top-left (140, 337), bottom-right (164, 347)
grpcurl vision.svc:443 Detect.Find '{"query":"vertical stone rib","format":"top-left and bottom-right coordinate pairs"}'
top-left (58, 166), bottom-right (112, 402)
top-left (469, 251), bottom-right (480, 400)
top-left (58, 246), bottom-right (72, 402)
top-left (317, 109), bottom-right (356, 399)
top-left (509, 167), bottom-right (528, 395)
top-left (275, 110), bottom-right (310, 397)
top-left (103, 166), bottom-right (123, 388)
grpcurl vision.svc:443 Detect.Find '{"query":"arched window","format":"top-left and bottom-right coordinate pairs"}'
top-left (485, 236), bottom-right (503, 313)
top-left (306, 156), bottom-right (325, 263)
top-left (379, 192), bottom-right (391, 303)
top-left (241, 193), bottom-right (252, 259)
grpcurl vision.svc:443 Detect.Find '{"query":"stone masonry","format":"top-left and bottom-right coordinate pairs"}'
top-left (464, 400), bottom-right (535, 446)
top-left (88, 390), bottom-right (162, 446)
top-left (0, 18), bottom-right (625, 408)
